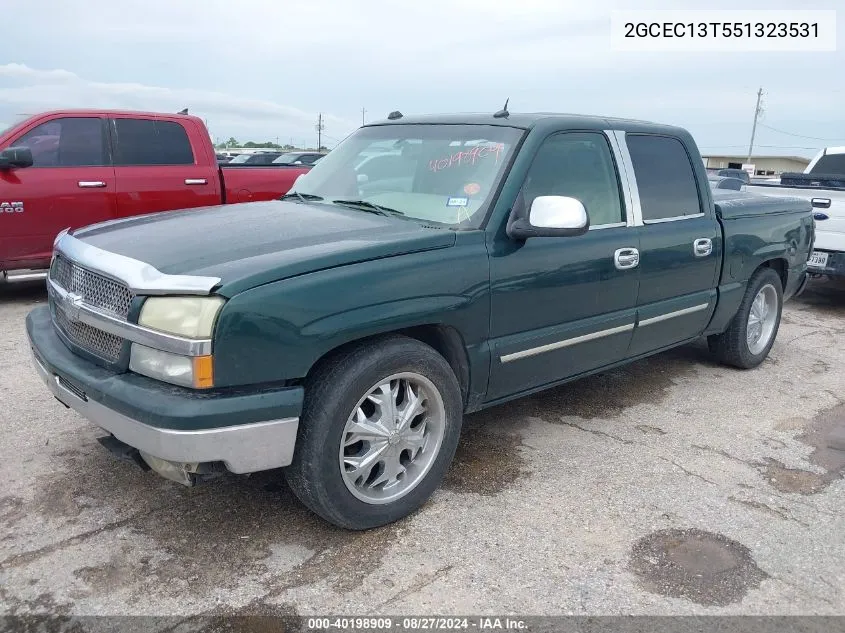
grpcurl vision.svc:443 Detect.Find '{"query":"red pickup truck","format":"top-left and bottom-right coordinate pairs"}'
top-left (0, 110), bottom-right (311, 276)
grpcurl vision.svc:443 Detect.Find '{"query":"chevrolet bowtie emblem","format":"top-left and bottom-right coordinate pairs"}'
top-left (61, 292), bottom-right (84, 322)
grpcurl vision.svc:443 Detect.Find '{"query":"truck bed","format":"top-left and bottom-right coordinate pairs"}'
top-left (711, 189), bottom-right (813, 303)
top-left (712, 189), bottom-right (814, 219)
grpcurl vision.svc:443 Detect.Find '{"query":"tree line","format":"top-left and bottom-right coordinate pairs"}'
top-left (215, 137), bottom-right (327, 151)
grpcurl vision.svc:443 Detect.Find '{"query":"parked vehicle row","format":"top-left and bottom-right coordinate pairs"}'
top-left (706, 167), bottom-right (751, 184)
top-left (0, 110), bottom-right (313, 276)
top-left (745, 147), bottom-right (845, 279)
top-left (223, 151), bottom-right (327, 166)
top-left (26, 111), bottom-right (813, 530)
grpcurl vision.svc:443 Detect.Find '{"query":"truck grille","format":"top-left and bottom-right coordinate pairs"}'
top-left (50, 254), bottom-right (134, 363)
top-left (51, 255), bottom-right (133, 318)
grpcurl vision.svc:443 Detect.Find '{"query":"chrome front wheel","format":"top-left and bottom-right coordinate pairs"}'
top-left (285, 335), bottom-right (463, 530)
top-left (339, 373), bottom-right (446, 505)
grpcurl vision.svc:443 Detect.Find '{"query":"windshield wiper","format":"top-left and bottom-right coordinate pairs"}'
top-left (332, 199), bottom-right (405, 216)
top-left (281, 191), bottom-right (324, 203)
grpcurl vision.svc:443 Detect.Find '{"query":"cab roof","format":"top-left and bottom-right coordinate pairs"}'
top-left (15, 109), bottom-right (201, 121)
top-left (365, 112), bottom-right (687, 136)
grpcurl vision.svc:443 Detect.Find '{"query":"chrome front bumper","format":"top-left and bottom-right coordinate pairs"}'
top-left (31, 351), bottom-right (299, 475)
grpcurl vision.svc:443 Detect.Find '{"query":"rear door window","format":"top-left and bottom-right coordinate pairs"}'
top-left (112, 118), bottom-right (194, 166)
top-left (626, 135), bottom-right (702, 221)
top-left (14, 117), bottom-right (107, 167)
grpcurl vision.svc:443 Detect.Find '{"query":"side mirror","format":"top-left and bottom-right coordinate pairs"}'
top-left (0, 146), bottom-right (34, 170)
top-left (507, 195), bottom-right (589, 240)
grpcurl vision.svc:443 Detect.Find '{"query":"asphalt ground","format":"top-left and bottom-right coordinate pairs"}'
top-left (1, 278), bottom-right (843, 620)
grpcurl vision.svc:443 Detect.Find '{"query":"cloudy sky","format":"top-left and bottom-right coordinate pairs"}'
top-left (2, 0), bottom-right (842, 157)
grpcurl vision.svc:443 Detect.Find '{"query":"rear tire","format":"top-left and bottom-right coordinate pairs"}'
top-left (708, 267), bottom-right (783, 369)
top-left (285, 335), bottom-right (463, 530)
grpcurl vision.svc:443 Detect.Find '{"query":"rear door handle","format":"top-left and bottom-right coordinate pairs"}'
top-left (811, 198), bottom-right (831, 209)
top-left (78, 181), bottom-right (106, 188)
top-left (694, 238), bottom-right (713, 257)
top-left (614, 247), bottom-right (639, 270)
top-left (185, 178), bottom-right (208, 185)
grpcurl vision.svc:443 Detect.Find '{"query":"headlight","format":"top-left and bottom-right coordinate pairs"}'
top-left (138, 296), bottom-right (225, 338)
top-left (131, 296), bottom-right (223, 389)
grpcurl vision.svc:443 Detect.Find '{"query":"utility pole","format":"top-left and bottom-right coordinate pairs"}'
top-left (316, 113), bottom-right (325, 150)
top-left (362, 108), bottom-right (366, 126)
top-left (746, 87), bottom-right (764, 165)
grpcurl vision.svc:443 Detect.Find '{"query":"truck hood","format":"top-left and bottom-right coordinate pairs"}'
top-left (72, 201), bottom-right (456, 295)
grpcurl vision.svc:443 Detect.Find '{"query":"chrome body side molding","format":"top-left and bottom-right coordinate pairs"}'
top-left (500, 303), bottom-right (712, 363)
top-left (637, 303), bottom-right (710, 327)
top-left (500, 323), bottom-right (635, 363)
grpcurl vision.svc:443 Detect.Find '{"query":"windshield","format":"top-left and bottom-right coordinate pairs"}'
top-left (273, 152), bottom-right (304, 164)
top-left (289, 124), bottom-right (523, 229)
top-left (809, 154), bottom-right (845, 176)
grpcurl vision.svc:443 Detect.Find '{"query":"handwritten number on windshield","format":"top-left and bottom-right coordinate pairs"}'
top-left (428, 144), bottom-right (504, 173)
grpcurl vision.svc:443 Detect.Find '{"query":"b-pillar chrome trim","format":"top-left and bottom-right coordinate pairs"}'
top-left (54, 229), bottom-right (221, 296)
top-left (605, 130), bottom-right (644, 227)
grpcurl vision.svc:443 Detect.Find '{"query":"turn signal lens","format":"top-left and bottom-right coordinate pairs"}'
top-left (192, 355), bottom-right (214, 389)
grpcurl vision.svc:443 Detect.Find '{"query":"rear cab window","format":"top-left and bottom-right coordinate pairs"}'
top-left (112, 118), bottom-right (194, 166)
top-left (626, 134), bottom-right (703, 222)
top-left (809, 154), bottom-right (845, 176)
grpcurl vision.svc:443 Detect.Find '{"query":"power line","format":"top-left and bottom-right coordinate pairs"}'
top-left (757, 122), bottom-right (845, 143)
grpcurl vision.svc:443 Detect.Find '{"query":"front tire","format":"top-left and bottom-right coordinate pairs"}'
top-left (708, 267), bottom-right (783, 369)
top-left (285, 335), bottom-right (463, 530)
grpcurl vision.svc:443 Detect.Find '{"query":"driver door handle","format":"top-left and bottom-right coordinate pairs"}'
top-left (78, 181), bottom-right (106, 188)
top-left (693, 238), bottom-right (713, 257)
top-left (614, 247), bottom-right (639, 270)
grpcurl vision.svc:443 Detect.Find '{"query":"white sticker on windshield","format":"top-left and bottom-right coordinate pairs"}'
top-left (447, 197), bottom-right (468, 207)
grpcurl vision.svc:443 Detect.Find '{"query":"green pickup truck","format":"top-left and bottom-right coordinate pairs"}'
top-left (27, 112), bottom-right (813, 529)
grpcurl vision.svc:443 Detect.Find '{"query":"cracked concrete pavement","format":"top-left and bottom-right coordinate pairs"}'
top-left (1, 278), bottom-right (844, 617)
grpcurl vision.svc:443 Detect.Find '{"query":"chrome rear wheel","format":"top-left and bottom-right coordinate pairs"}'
top-left (746, 283), bottom-right (778, 355)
